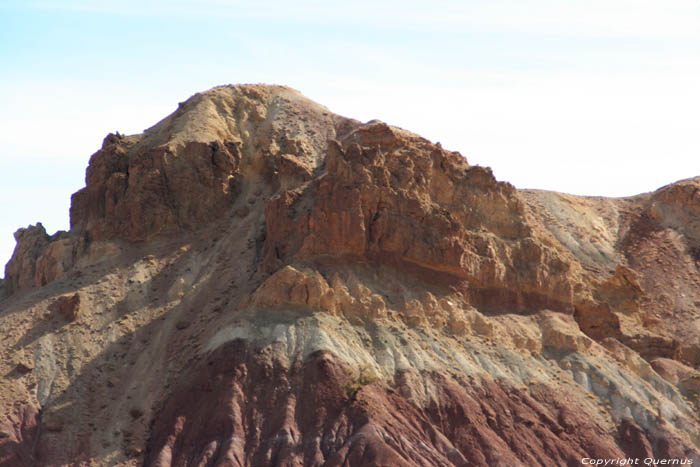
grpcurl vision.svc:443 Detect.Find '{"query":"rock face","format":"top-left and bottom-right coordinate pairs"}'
top-left (2, 224), bottom-right (77, 297)
top-left (1, 84), bottom-right (699, 466)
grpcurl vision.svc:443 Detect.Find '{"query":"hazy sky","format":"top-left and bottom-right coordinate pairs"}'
top-left (1, 0), bottom-right (699, 276)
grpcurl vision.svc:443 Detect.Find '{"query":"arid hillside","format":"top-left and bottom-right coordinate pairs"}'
top-left (1, 84), bottom-right (700, 466)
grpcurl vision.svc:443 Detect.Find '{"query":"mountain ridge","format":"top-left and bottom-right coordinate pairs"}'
top-left (1, 84), bottom-right (699, 466)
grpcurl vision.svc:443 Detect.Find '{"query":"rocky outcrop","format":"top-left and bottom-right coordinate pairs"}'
top-left (1, 84), bottom-right (699, 466)
top-left (3, 224), bottom-right (76, 297)
top-left (263, 122), bottom-right (580, 316)
top-left (49, 294), bottom-right (81, 322)
top-left (69, 136), bottom-right (243, 241)
top-left (69, 86), bottom-right (358, 243)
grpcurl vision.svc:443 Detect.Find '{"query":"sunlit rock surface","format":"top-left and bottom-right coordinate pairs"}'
top-left (1, 84), bottom-right (699, 466)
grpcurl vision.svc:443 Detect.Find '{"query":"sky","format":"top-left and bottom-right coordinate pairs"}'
top-left (1, 0), bottom-right (699, 276)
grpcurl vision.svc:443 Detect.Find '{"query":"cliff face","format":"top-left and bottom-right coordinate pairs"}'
top-left (1, 84), bottom-right (700, 466)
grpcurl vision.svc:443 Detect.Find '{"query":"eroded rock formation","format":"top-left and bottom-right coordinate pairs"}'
top-left (1, 84), bottom-right (699, 466)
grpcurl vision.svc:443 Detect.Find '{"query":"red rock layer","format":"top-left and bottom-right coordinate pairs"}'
top-left (145, 342), bottom-right (630, 467)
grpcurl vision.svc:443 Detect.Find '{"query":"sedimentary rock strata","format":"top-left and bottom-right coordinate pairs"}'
top-left (1, 84), bottom-right (699, 466)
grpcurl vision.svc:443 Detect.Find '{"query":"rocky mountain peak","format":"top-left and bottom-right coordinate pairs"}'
top-left (1, 85), bottom-right (699, 466)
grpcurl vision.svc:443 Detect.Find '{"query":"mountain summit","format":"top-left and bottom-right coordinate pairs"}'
top-left (1, 84), bottom-right (700, 466)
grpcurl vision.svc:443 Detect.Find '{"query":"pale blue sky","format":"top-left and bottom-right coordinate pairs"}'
top-left (1, 0), bottom-right (699, 276)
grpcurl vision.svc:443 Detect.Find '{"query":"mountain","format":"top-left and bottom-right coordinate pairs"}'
top-left (1, 84), bottom-right (699, 466)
